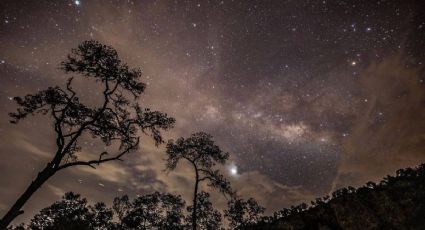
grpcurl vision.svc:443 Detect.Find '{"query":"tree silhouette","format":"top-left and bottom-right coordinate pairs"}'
top-left (0, 40), bottom-right (175, 229)
top-left (251, 164), bottom-right (425, 229)
top-left (6, 163), bottom-right (425, 229)
top-left (5, 224), bottom-right (24, 230)
top-left (224, 197), bottom-right (265, 228)
top-left (28, 192), bottom-right (113, 230)
top-left (165, 132), bottom-right (232, 230)
top-left (186, 192), bottom-right (222, 230)
top-left (113, 192), bottom-right (186, 229)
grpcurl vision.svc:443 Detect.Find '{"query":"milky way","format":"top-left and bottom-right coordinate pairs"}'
top-left (0, 0), bottom-right (424, 223)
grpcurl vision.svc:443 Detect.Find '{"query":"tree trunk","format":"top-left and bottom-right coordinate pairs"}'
top-left (0, 163), bottom-right (55, 229)
top-left (192, 173), bottom-right (199, 230)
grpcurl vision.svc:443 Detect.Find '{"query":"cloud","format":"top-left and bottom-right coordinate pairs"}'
top-left (231, 170), bottom-right (315, 214)
top-left (15, 139), bottom-right (50, 158)
top-left (130, 141), bottom-right (316, 214)
top-left (46, 184), bottom-right (66, 198)
top-left (73, 161), bottom-right (129, 184)
top-left (333, 53), bottom-right (425, 189)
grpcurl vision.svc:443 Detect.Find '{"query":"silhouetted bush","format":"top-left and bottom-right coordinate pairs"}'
top-left (245, 163), bottom-right (425, 230)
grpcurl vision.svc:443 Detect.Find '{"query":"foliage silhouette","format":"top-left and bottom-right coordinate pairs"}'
top-left (186, 192), bottom-right (223, 230)
top-left (165, 132), bottom-right (233, 230)
top-left (28, 192), bottom-right (112, 230)
top-left (245, 163), bottom-right (425, 230)
top-left (0, 40), bottom-right (175, 229)
top-left (113, 192), bottom-right (185, 229)
top-left (224, 198), bottom-right (265, 229)
top-left (9, 190), bottom-right (258, 230)
top-left (10, 163), bottom-right (425, 229)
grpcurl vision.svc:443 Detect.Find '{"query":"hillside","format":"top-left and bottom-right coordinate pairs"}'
top-left (245, 164), bottom-right (425, 230)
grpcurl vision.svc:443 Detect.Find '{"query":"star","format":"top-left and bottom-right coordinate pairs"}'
top-left (230, 165), bottom-right (238, 176)
top-left (0, 0), bottom-right (424, 220)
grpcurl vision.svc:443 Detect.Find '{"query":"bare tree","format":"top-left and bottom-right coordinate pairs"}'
top-left (165, 132), bottom-right (232, 230)
top-left (0, 40), bottom-right (175, 229)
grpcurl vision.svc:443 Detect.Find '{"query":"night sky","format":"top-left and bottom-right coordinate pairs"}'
top-left (1, 0), bottom-right (424, 224)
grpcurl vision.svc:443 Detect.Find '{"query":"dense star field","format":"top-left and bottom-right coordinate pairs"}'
top-left (0, 0), bottom-right (424, 224)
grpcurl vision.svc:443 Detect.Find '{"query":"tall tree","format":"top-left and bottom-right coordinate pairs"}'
top-left (0, 40), bottom-right (175, 229)
top-left (165, 132), bottom-right (232, 230)
top-left (113, 192), bottom-right (186, 229)
top-left (186, 192), bottom-right (222, 230)
top-left (224, 197), bottom-right (265, 229)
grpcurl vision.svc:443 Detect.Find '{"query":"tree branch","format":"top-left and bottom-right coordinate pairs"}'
top-left (57, 138), bottom-right (139, 171)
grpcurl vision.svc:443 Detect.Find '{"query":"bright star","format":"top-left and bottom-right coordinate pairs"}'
top-left (230, 165), bottom-right (238, 176)
top-left (75, 0), bottom-right (80, 6)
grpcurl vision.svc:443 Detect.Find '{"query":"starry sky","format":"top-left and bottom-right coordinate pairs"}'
top-left (1, 0), bottom-right (424, 224)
